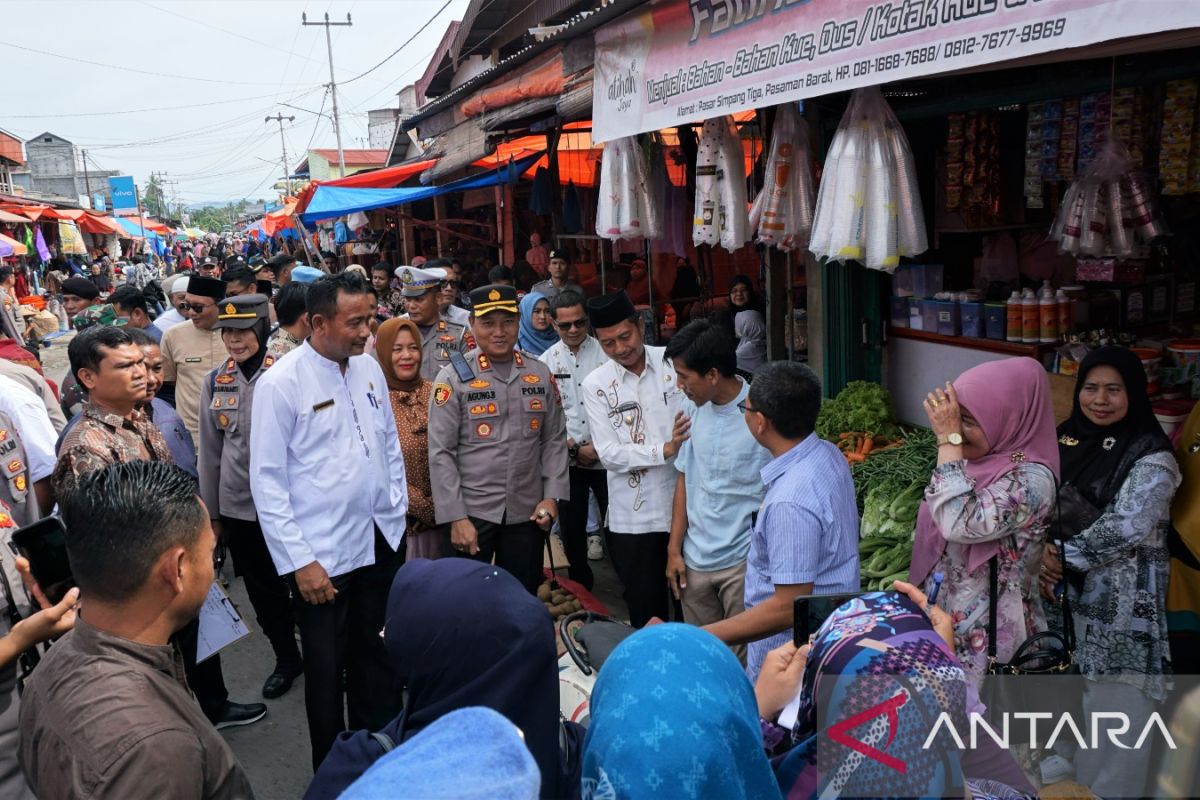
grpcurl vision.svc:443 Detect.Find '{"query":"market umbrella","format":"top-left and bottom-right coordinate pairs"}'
top-left (0, 232), bottom-right (28, 256)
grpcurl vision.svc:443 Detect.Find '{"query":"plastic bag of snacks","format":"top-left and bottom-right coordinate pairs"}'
top-left (692, 115), bottom-right (749, 252)
top-left (749, 103), bottom-right (815, 251)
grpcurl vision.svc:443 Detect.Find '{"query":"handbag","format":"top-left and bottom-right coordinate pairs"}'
top-left (981, 509), bottom-right (1080, 740)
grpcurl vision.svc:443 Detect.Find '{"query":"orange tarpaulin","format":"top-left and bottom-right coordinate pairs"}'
top-left (461, 53), bottom-right (564, 118)
top-left (293, 158), bottom-right (435, 216)
top-left (263, 199), bottom-right (298, 237)
top-left (78, 213), bottom-right (125, 236)
top-left (0, 204), bottom-right (52, 221)
top-left (0, 233), bottom-right (28, 256)
top-left (118, 215), bottom-right (171, 235)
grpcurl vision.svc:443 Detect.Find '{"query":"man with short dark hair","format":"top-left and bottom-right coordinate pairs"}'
top-left (266, 282), bottom-right (310, 358)
top-left (19, 461), bottom-right (256, 800)
top-left (531, 249), bottom-right (582, 305)
top-left (538, 289), bottom-right (608, 588)
top-left (487, 264), bottom-right (514, 286)
top-left (663, 320), bottom-right (769, 655)
top-left (61, 276), bottom-right (114, 332)
top-left (160, 276), bottom-right (230, 440)
top-left (109, 285), bottom-right (162, 343)
top-left (269, 253), bottom-right (297, 287)
top-left (705, 361), bottom-right (860, 681)
top-left (435, 259), bottom-right (471, 326)
top-left (222, 266), bottom-right (256, 297)
top-left (370, 262), bottom-right (403, 322)
top-left (197, 256), bottom-right (222, 278)
top-left (582, 291), bottom-right (689, 627)
top-left (396, 265), bottom-right (471, 382)
top-left (251, 272), bottom-right (408, 768)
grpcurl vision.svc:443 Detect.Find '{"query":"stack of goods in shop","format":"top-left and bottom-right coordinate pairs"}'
top-left (810, 87), bottom-right (927, 272)
top-left (1050, 138), bottom-right (1166, 257)
top-left (595, 135), bottom-right (664, 241)
top-left (815, 382), bottom-right (937, 590)
top-left (748, 103), bottom-right (814, 250)
top-left (692, 115), bottom-right (748, 252)
top-left (945, 111), bottom-right (1002, 226)
top-left (1160, 79), bottom-right (1199, 195)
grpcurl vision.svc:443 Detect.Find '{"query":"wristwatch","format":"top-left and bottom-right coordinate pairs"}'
top-left (937, 432), bottom-right (964, 447)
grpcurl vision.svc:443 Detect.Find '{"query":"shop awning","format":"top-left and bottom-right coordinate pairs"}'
top-left (299, 152), bottom-right (542, 224)
top-left (113, 217), bottom-right (164, 241)
top-left (78, 213), bottom-right (125, 236)
top-left (0, 210), bottom-right (29, 225)
top-left (0, 233), bottom-right (28, 257)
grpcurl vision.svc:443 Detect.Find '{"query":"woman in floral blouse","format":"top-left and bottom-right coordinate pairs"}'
top-left (374, 317), bottom-right (448, 560)
top-left (910, 357), bottom-right (1060, 687)
top-left (1042, 347), bottom-right (1179, 797)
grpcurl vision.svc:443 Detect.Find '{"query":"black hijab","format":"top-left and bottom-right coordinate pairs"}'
top-left (1057, 346), bottom-right (1172, 508)
top-left (237, 315), bottom-right (272, 380)
top-left (304, 559), bottom-right (583, 800)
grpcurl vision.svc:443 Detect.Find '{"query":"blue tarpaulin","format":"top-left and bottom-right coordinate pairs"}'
top-left (114, 217), bottom-right (166, 255)
top-left (298, 153), bottom-right (543, 225)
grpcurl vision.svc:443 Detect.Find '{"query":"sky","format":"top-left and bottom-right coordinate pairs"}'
top-left (3, 0), bottom-right (470, 207)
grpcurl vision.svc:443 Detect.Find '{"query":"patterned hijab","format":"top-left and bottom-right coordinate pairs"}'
top-left (582, 624), bottom-right (782, 800)
top-left (910, 357), bottom-right (1060, 584)
top-left (774, 592), bottom-right (969, 800)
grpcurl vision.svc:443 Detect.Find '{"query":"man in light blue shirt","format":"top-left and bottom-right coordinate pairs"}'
top-left (706, 361), bottom-right (860, 682)
top-left (665, 320), bottom-right (769, 660)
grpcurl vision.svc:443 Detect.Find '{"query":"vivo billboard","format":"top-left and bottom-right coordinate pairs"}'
top-left (108, 176), bottom-right (137, 216)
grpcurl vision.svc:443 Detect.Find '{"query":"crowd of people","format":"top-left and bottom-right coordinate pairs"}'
top-left (0, 242), bottom-right (1195, 799)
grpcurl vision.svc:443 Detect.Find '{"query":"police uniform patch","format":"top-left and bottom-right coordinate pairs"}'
top-left (475, 421), bottom-right (493, 438)
top-left (514, 351), bottom-right (525, 367)
top-left (0, 513), bottom-right (10, 528)
top-left (14, 475), bottom-right (25, 493)
top-left (263, 354), bottom-right (276, 369)
top-left (528, 398), bottom-right (543, 412)
top-left (434, 383), bottom-right (452, 406)
top-left (529, 418), bottom-right (540, 432)
top-left (522, 374), bottom-right (540, 385)
top-left (218, 413), bottom-right (230, 428)
top-left (216, 374), bottom-right (235, 385)
top-left (477, 354), bottom-right (491, 371)
top-left (226, 396), bottom-right (238, 408)
top-left (213, 398), bottom-right (222, 409)
top-left (488, 289), bottom-right (501, 301)
top-left (224, 302), bottom-right (236, 315)
top-left (468, 379), bottom-right (491, 389)
top-left (438, 334), bottom-right (455, 343)
top-left (0, 430), bottom-right (7, 442)
top-left (5, 459), bottom-right (20, 476)
top-left (437, 320), bottom-right (447, 331)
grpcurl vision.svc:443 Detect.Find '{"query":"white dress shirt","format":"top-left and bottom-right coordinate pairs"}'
top-left (250, 341), bottom-right (408, 578)
top-left (445, 304), bottom-right (471, 327)
top-left (152, 307), bottom-right (187, 334)
top-left (0, 375), bottom-right (56, 482)
top-left (539, 336), bottom-right (607, 470)
top-left (581, 345), bottom-right (682, 534)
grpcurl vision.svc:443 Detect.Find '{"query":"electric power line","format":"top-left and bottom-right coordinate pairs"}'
top-left (340, 0), bottom-right (454, 85)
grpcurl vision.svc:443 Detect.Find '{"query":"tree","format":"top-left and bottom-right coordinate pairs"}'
top-left (141, 173), bottom-right (166, 217)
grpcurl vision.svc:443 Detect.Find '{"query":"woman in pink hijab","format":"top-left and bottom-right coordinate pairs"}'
top-left (909, 357), bottom-right (1060, 686)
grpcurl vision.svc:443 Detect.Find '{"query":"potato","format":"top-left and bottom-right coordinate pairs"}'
top-left (537, 584), bottom-right (551, 602)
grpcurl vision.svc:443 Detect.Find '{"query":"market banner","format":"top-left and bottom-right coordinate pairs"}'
top-left (592, 0), bottom-right (1200, 143)
top-left (107, 176), bottom-right (137, 216)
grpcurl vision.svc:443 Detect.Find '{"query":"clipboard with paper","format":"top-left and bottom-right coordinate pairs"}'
top-left (197, 581), bottom-right (251, 663)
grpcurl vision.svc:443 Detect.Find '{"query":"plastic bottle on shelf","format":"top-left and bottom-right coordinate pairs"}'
top-left (1006, 290), bottom-right (1022, 342)
top-left (1055, 289), bottom-right (1072, 338)
top-left (1021, 288), bottom-right (1039, 344)
top-left (1039, 282), bottom-right (1059, 343)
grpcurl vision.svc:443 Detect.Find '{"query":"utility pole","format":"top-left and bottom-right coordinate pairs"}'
top-left (302, 11), bottom-right (352, 178)
top-left (265, 113), bottom-right (297, 198)
top-left (81, 149), bottom-right (93, 204)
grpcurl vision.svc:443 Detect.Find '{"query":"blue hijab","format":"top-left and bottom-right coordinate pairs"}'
top-left (305, 559), bottom-right (582, 800)
top-left (518, 291), bottom-right (558, 356)
top-left (581, 624), bottom-right (782, 800)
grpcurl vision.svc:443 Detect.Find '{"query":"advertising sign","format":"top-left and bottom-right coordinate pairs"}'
top-left (92, 193), bottom-right (106, 213)
top-left (108, 176), bottom-right (137, 216)
top-left (592, 0), bottom-right (1200, 143)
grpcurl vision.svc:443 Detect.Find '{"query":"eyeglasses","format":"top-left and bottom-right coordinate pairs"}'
top-left (737, 400), bottom-right (756, 414)
top-left (554, 319), bottom-right (589, 330)
top-left (185, 302), bottom-right (214, 314)
top-left (442, 280), bottom-right (462, 289)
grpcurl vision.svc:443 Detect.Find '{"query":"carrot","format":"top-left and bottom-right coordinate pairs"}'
top-left (846, 452), bottom-right (866, 463)
top-left (860, 437), bottom-right (874, 456)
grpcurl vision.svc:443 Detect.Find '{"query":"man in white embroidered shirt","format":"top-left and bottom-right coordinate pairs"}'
top-left (250, 272), bottom-right (408, 770)
top-left (582, 291), bottom-right (689, 627)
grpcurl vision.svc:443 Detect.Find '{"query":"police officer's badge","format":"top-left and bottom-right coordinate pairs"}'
top-left (433, 383), bottom-right (452, 406)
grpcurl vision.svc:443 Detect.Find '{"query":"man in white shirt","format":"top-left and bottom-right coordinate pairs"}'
top-left (151, 275), bottom-right (190, 335)
top-left (582, 291), bottom-right (689, 627)
top-left (250, 271), bottom-right (408, 770)
top-left (539, 289), bottom-right (608, 590)
top-left (0, 374), bottom-right (57, 516)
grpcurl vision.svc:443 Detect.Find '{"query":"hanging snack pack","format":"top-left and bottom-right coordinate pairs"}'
top-left (692, 116), bottom-right (749, 252)
top-left (810, 87), bottom-right (927, 272)
top-left (596, 136), bottom-right (663, 241)
top-left (749, 103), bottom-right (815, 250)
top-left (1051, 137), bottom-right (1166, 257)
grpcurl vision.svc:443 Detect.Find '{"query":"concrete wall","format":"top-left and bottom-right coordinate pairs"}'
top-left (26, 135), bottom-right (76, 179)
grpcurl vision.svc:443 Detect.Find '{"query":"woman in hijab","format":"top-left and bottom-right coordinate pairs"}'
top-left (518, 291), bottom-right (558, 357)
top-left (713, 274), bottom-right (762, 339)
top-left (306, 559), bottom-right (583, 800)
top-left (374, 317), bottom-right (446, 560)
top-left (734, 309), bottom-right (767, 375)
top-left (768, 589), bottom-right (1034, 799)
top-left (1041, 346), bottom-right (1179, 797)
top-left (910, 357), bottom-right (1059, 686)
top-left (198, 294), bottom-right (303, 698)
top-left (582, 623), bottom-right (782, 800)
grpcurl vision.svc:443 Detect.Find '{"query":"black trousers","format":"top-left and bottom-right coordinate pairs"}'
top-left (291, 529), bottom-right (404, 770)
top-left (606, 530), bottom-right (672, 628)
top-left (558, 467), bottom-right (609, 591)
top-left (459, 517), bottom-right (543, 595)
top-left (176, 616), bottom-right (228, 718)
top-left (222, 516), bottom-right (301, 669)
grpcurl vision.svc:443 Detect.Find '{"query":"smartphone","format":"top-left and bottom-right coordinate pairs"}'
top-left (793, 592), bottom-right (869, 648)
top-left (11, 517), bottom-right (75, 605)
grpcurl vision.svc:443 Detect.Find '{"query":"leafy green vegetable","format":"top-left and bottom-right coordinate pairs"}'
top-left (816, 381), bottom-right (899, 441)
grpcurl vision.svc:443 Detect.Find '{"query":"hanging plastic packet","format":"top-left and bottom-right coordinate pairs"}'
top-left (865, 131), bottom-right (899, 271)
top-left (715, 116), bottom-right (749, 252)
top-left (693, 118), bottom-right (724, 247)
top-left (754, 103), bottom-right (815, 250)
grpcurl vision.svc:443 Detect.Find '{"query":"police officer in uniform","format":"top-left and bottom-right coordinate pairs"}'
top-left (395, 265), bottom-right (472, 382)
top-left (427, 284), bottom-right (569, 594)
top-left (198, 295), bottom-right (303, 699)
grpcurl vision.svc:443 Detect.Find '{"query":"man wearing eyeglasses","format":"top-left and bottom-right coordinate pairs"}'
top-left (435, 259), bottom-right (472, 327)
top-left (538, 290), bottom-right (608, 590)
top-left (159, 276), bottom-right (229, 442)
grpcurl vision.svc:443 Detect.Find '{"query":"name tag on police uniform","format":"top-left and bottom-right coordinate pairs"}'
top-left (185, 357), bottom-right (202, 363)
top-left (313, 399), bottom-right (335, 412)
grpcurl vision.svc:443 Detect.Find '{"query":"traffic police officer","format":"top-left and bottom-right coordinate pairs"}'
top-left (396, 265), bottom-right (472, 382)
top-left (427, 284), bottom-right (569, 594)
top-left (198, 294), bottom-right (303, 698)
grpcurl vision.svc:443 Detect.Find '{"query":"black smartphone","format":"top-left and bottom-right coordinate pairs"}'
top-left (793, 592), bottom-right (869, 648)
top-left (11, 517), bottom-right (75, 605)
